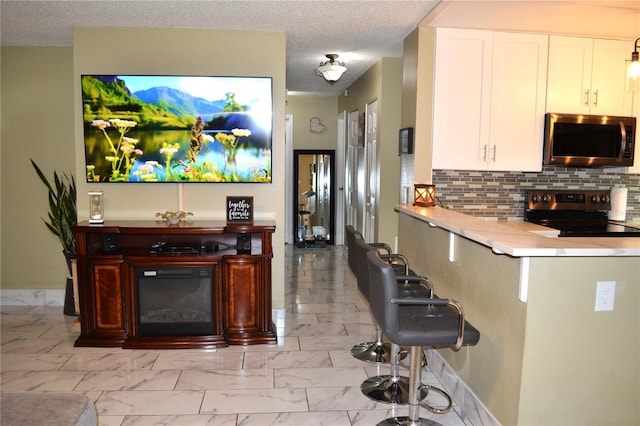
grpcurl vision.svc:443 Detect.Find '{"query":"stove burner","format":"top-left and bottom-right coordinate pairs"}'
top-left (524, 190), bottom-right (640, 237)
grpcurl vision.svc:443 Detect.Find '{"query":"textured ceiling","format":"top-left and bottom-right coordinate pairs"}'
top-left (0, 0), bottom-right (440, 95)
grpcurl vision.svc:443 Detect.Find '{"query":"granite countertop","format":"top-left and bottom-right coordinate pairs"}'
top-left (395, 204), bottom-right (640, 257)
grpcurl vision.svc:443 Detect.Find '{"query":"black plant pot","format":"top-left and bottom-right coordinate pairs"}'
top-left (63, 277), bottom-right (77, 316)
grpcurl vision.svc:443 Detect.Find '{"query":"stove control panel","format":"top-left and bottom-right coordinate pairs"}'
top-left (526, 190), bottom-right (610, 211)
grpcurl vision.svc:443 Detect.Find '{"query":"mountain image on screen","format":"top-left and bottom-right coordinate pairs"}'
top-left (81, 75), bottom-right (272, 183)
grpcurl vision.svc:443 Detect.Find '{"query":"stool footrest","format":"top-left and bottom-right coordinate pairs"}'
top-left (418, 384), bottom-right (453, 414)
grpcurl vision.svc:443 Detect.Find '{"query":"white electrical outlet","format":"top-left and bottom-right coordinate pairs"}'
top-left (595, 281), bottom-right (616, 312)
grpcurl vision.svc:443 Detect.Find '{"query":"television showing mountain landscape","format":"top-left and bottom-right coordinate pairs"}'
top-left (81, 75), bottom-right (273, 183)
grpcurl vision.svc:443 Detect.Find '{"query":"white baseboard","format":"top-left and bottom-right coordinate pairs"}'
top-left (0, 289), bottom-right (65, 306)
top-left (428, 349), bottom-right (501, 426)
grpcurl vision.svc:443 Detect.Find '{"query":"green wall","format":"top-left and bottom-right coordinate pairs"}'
top-left (285, 95), bottom-right (338, 150)
top-left (2, 28), bottom-right (288, 310)
top-left (1, 47), bottom-right (76, 289)
top-left (338, 58), bottom-right (403, 246)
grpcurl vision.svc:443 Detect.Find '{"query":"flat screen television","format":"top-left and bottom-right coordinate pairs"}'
top-left (81, 75), bottom-right (272, 183)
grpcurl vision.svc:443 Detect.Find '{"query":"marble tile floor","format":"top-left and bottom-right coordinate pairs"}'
top-left (1, 245), bottom-right (470, 426)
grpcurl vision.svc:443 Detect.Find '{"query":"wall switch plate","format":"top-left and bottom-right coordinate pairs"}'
top-left (595, 281), bottom-right (615, 312)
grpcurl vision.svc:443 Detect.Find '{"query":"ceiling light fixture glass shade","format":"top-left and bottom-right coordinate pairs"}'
top-left (626, 38), bottom-right (640, 91)
top-left (316, 54), bottom-right (347, 83)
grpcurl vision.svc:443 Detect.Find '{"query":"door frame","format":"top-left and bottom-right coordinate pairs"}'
top-left (293, 149), bottom-right (336, 245)
top-left (284, 114), bottom-right (294, 244)
top-left (335, 110), bottom-right (347, 245)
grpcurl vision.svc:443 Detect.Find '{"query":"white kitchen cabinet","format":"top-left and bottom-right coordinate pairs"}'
top-left (546, 35), bottom-right (632, 116)
top-left (432, 29), bottom-right (548, 171)
top-left (432, 28), bottom-right (492, 171)
top-left (488, 32), bottom-right (548, 171)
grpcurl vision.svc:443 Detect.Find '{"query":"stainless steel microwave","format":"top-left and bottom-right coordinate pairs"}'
top-left (543, 113), bottom-right (636, 168)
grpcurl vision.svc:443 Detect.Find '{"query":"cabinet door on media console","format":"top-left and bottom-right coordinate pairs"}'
top-left (223, 255), bottom-right (275, 345)
top-left (76, 257), bottom-right (127, 346)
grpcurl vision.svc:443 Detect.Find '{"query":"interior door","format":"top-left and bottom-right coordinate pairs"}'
top-left (346, 110), bottom-right (359, 228)
top-left (364, 100), bottom-right (378, 242)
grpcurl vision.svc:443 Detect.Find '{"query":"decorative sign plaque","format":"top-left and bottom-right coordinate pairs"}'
top-left (226, 196), bottom-right (254, 224)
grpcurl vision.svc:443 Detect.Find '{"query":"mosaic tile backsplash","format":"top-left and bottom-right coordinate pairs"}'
top-left (429, 167), bottom-right (640, 222)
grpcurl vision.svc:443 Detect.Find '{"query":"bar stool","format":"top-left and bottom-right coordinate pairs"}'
top-left (366, 249), bottom-right (480, 425)
top-left (346, 225), bottom-right (414, 364)
top-left (355, 237), bottom-right (434, 405)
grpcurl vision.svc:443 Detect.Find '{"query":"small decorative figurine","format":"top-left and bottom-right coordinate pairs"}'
top-left (156, 211), bottom-right (193, 225)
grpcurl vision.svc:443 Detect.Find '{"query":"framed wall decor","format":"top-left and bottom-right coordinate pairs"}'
top-left (399, 127), bottom-right (414, 154)
top-left (226, 196), bottom-right (254, 224)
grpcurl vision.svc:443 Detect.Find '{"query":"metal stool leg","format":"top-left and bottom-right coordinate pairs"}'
top-left (377, 346), bottom-right (450, 425)
top-left (351, 324), bottom-right (407, 364)
top-left (361, 343), bottom-right (426, 404)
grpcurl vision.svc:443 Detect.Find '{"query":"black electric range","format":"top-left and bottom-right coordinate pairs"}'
top-left (524, 190), bottom-right (640, 237)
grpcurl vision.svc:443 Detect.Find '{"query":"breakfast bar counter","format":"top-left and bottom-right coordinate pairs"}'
top-left (395, 205), bottom-right (639, 426)
top-left (396, 204), bottom-right (640, 257)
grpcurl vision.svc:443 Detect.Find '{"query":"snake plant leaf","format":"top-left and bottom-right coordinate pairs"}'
top-left (31, 159), bottom-right (77, 256)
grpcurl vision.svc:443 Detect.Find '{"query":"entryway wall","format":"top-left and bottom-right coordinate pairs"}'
top-left (286, 57), bottom-right (404, 247)
top-left (285, 94), bottom-right (340, 244)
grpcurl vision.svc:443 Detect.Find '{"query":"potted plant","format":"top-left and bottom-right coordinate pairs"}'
top-left (30, 159), bottom-right (77, 274)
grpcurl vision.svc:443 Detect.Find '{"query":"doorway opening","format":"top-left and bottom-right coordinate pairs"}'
top-left (293, 150), bottom-right (335, 247)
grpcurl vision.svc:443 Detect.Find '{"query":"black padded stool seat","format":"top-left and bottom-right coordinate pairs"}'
top-left (366, 250), bottom-right (480, 426)
top-left (391, 302), bottom-right (480, 347)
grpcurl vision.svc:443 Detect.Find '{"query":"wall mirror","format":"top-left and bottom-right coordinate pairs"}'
top-left (293, 150), bottom-right (335, 247)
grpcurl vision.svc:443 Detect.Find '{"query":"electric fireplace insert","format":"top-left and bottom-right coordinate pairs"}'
top-left (136, 266), bottom-right (214, 336)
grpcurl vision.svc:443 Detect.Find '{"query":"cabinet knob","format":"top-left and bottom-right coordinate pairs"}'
top-left (583, 90), bottom-right (589, 106)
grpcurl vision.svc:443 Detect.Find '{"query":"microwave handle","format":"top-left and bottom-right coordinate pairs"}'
top-left (618, 121), bottom-right (626, 162)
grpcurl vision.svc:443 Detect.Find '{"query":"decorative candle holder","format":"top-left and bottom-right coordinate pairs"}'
top-left (413, 184), bottom-right (436, 207)
top-left (88, 191), bottom-right (104, 224)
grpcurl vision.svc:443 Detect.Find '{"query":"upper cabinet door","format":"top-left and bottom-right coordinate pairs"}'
top-left (432, 28), bottom-right (493, 170)
top-left (590, 39), bottom-right (634, 116)
top-left (432, 29), bottom-right (548, 172)
top-left (489, 32), bottom-right (548, 171)
top-left (546, 36), bottom-right (593, 114)
top-left (547, 36), bottom-right (632, 116)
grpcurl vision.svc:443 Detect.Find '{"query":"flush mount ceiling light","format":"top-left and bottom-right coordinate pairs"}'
top-left (626, 38), bottom-right (640, 91)
top-left (316, 54), bottom-right (347, 83)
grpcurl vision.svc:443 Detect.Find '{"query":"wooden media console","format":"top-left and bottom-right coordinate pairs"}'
top-left (73, 220), bottom-right (277, 349)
